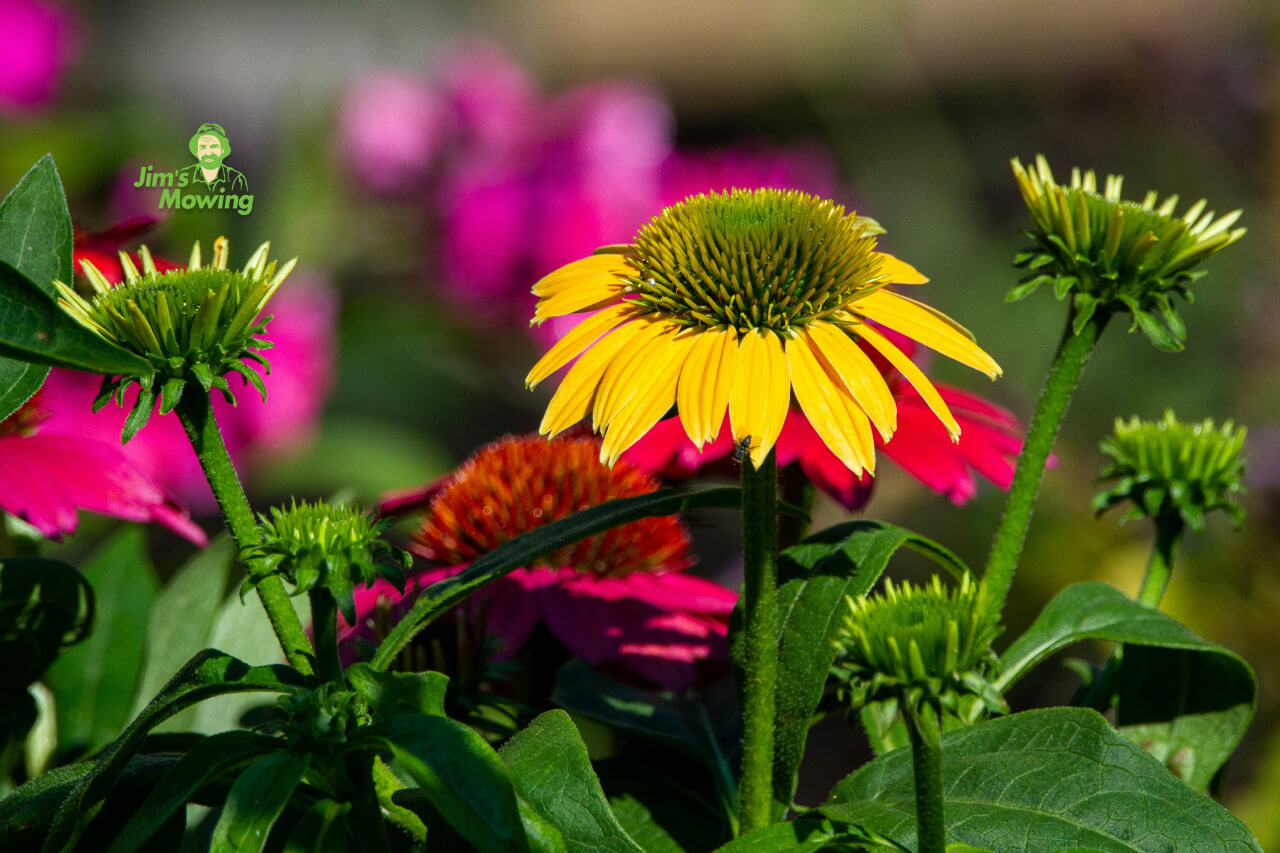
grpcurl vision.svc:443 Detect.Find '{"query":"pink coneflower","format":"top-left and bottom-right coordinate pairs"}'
top-left (341, 433), bottom-right (735, 691)
top-left (0, 392), bottom-right (205, 543)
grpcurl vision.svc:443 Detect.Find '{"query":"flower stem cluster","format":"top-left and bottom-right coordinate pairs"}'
top-left (52, 238), bottom-right (296, 441)
top-left (242, 499), bottom-right (411, 624)
top-left (276, 683), bottom-right (372, 751)
top-left (1009, 155), bottom-right (1244, 350)
top-left (1093, 410), bottom-right (1247, 532)
top-left (831, 573), bottom-right (1003, 724)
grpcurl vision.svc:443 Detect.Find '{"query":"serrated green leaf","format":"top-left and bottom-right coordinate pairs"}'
top-left (208, 749), bottom-right (309, 853)
top-left (0, 155), bottom-right (73, 296)
top-left (821, 708), bottom-right (1261, 851)
top-left (0, 260), bottom-right (150, 375)
top-left (996, 582), bottom-right (1254, 792)
top-left (358, 713), bottom-right (530, 853)
top-left (498, 710), bottom-right (644, 853)
top-left (107, 731), bottom-right (284, 853)
top-left (46, 528), bottom-right (158, 756)
top-left (370, 487), bottom-right (742, 670)
top-left (740, 521), bottom-right (969, 804)
top-left (43, 650), bottom-right (306, 853)
top-left (0, 357), bottom-right (47, 423)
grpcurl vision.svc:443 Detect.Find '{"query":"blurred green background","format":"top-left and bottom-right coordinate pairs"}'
top-left (3, 0), bottom-right (1278, 840)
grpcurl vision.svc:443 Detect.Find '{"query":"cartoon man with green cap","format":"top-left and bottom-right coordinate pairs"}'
top-left (180, 122), bottom-right (248, 193)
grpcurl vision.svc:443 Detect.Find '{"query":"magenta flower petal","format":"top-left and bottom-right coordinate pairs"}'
top-left (0, 0), bottom-right (78, 115)
top-left (0, 433), bottom-right (205, 543)
top-left (342, 72), bottom-right (451, 196)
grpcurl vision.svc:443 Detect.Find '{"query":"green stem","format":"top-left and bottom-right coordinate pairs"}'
top-left (346, 752), bottom-right (392, 853)
top-left (1137, 513), bottom-right (1185, 608)
top-left (309, 589), bottom-right (343, 685)
top-left (985, 309), bottom-right (1110, 610)
top-left (906, 706), bottom-right (946, 853)
top-left (175, 392), bottom-right (314, 677)
top-left (738, 449), bottom-right (778, 835)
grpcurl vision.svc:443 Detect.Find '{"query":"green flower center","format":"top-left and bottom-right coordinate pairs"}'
top-left (624, 189), bottom-right (886, 335)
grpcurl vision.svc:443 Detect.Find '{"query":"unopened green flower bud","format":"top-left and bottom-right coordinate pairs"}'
top-left (52, 237), bottom-right (296, 441)
top-left (1093, 411), bottom-right (1247, 532)
top-left (1009, 155), bottom-right (1244, 351)
top-left (243, 499), bottom-right (411, 624)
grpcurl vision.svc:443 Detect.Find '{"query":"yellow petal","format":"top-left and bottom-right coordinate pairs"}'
top-left (601, 331), bottom-right (699, 466)
top-left (787, 332), bottom-right (872, 475)
top-left (729, 329), bottom-right (791, 467)
top-left (593, 318), bottom-right (679, 430)
top-left (676, 327), bottom-right (738, 448)
top-left (525, 302), bottom-right (644, 389)
top-left (806, 321), bottom-right (896, 441)
top-left (531, 260), bottom-right (634, 325)
top-left (873, 252), bottom-right (928, 284)
top-left (851, 290), bottom-right (1002, 379)
top-left (540, 321), bottom-right (644, 437)
top-left (857, 324), bottom-right (960, 440)
top-left (531, 254), bottom-right (636, 297)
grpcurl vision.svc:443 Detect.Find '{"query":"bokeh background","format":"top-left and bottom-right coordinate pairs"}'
top-left (3, 0), bottom-right (1279, 840)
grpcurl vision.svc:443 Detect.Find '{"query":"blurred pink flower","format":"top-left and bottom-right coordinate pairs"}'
top-left (0, 393), bottom-right (205, 543)
top-left (341, 433), bottom-right (736, 691)
top-left (39, 231), bottom-right (337, 508)
top-left (341, 72), bottom-right (452, 196)
top-left (0, 0), bottom-right (78, 115)
top-left (623, 332), bottom-right (1026, 510)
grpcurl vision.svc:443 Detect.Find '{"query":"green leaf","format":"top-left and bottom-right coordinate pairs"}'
top-left (107, 731), bottom-right (284, 853)
top-left (0, 357), bottom-right (47, 424)
top-left (46, 527), bottom-right (158, 756)
top-left (358, 713), bottom-right (530, 853)
top-left (996, 581), bottom-right (1255, 791)
top-left (747, 521), bottom-right (970, 802)
top-left (345, 664), bottom-right (447, 719)
top-left (553, 660), bottom-right (739, 811)
top-left (0, 259), bottom-right (151, 375)
top-left (130, 535), bottom-right (235, 718)
top-left (370, 487), bottom-right (742, 670)
top-left (0, 155), bottom-right (72, 297)
top-left (282, 799), bottom-right (349, 853)
top-left (0, 557), bottom-right (93, 698)
top-left (820, 708), bottom-right (1261, 852)
top-left (43, 649), bottom-right (305, 853)
top-left (498, 710), bottom-right (644, 853)
top-left (597, 748), bottom-right (730, 853)
top-left (208, 750), bottom-right (309, 853)
top-left (713, 817), bottom-right (910, 852)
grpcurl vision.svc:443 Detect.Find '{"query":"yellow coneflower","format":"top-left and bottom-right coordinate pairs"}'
top-left (525, 188), bottom-right (1001, 470)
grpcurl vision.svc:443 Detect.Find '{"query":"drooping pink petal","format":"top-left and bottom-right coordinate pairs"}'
top-left (0, 434), bottom-right (205, 543)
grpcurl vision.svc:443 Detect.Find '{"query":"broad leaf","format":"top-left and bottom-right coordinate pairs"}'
top-left (744, 521), bottom-right (971, 803)
top-left (996, 581), bottom-right (1255, 791)
top-left (282, 799), bottom-right (349, 853)
top-left (43, 650), bottom-right (305, 853)
top-left (46, 528), bottom-right (158, 756)
top-left (346, 663), bottom-right (447, 719)
top-left (130, 536), bottom-right (234, 718)
top-left (370, 487), bottom-right (742, 670)
top-left (821, 708), bottom-right (1261, 852)
top-left (107, 731), bottom-right (284, 853)
top-left (0, 259), bottom-right (151, 375)
top-left (713, 817), bottom-right (910, 852)
top-left (0, 358), bottom-right (47, 425)
top-left (597, 749), bottom-right (730, 853)
top-left (553, 660), bottom-right (740, 810)
top-left (208, 750), bottom-right (309, 853)
top-left (359, 713), bottom-right (530, 853)
top-left (0, 155), bottom-right (73, 296)
top-left (0, 557), bottom-right (93, 696)
top-left (499, 710), bottom-right (644, 853)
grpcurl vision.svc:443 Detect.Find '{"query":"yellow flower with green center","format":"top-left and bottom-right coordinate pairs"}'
top-left (526, 189), bottom-right (1002, 470)
top-left (52, 237), bottom-right (295, 441)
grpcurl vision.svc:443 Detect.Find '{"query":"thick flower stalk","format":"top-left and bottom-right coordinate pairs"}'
top-left (986, 158), bottom-right (1245, 609)
top-left (831, 574), bottom-right (1003, 853)
top-left (1094, 411), bottom-right (1246, 607)
top-left (52, 237), bottom-right (296, 441)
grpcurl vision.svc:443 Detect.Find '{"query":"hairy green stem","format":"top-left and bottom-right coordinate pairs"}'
top-left (175, 392), bottom-right (314, 677)
top-left (1137, 513), bottom-right (1185, 609)
top-left (309, 589), bottom-right (343, 684)
top-left (738, 450), bottom-right (778, 835)
top-left (907, 708), bottom-right (946, 853)
top-left (985, 310), bottom-right (1110, 610)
